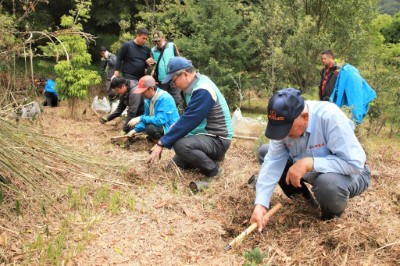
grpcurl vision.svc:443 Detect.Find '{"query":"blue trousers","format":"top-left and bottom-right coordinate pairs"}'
top-left (258, 144), bottom-right (370, 220)
top-left (172, 135), bottom-right (231, 177)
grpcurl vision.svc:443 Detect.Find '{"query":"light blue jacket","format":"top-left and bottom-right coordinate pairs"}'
top-left (329, 63), bottom-right (376, 124)
top-left (134, 88), bottom-right (179, 133)
top-left (255, 101), bottom-right (366, 208)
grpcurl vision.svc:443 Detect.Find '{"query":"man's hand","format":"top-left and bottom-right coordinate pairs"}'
top-left (285, 157), bottom-right (312, 188)
top-left (99, 116), bottom-right (108, 124)
top-left (126, 129), bottom-right (136, 137)
top-left (146, 57), bottom-right (155, 66)
top-left (128, 117), bottom-right (141, 127)
top-left (113, 70), bottom-right (120, 79)
top-left (250, 204), bottom-right (269, 232)
top-left (147, 143), bottom-right (163, 164)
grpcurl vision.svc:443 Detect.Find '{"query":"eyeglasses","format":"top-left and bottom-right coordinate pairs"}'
top-left (170, 72), bottom-right (183, 88)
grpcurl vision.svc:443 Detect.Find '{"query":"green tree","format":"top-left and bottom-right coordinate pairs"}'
top-left (41, 0), bottom-right (101, 117)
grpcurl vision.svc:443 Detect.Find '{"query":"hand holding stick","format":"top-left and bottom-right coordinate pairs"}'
top-left (224, 203), bottom-right (283, 251)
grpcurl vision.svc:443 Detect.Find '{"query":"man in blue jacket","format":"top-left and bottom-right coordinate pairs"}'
top-left (126, 75), bottom-right (179, 142)
top-left (39, 78), bottom-right (59, 107)
top-left (250, 88), bottom-right (370, 231)
top-left (148, 57), bottom-right (233, 178)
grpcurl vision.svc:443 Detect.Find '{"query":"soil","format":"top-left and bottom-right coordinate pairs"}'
top-left (1, 100), bottom-right (399, 266)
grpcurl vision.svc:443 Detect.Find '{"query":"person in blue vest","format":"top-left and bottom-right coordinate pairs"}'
top-left (250, 88), bottom-right (370, 231)
top-left (148, 57), bottom-right (233, 178)
top-left (147, 31), bottom-right (184, 114)
top-left (126, 75), bottom-right (179, 142)
top-left (39, 78), bottom-right (59, 107)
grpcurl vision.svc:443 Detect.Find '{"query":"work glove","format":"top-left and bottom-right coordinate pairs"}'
top-left (126, 129), bottom-right (136, 137)
top-left (127, 116), bottom-right (141, 127)
top-left (99, 116), bottom-right (108, 124)
top-left (110, 75), bottom-right (116, 81)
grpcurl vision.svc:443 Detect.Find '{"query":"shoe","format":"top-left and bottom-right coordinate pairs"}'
top-left (248, 174), bottom-right (258, 189)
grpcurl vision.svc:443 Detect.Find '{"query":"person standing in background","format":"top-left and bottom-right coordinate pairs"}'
top-left (113, 28), bottom-right (152, 89)
top-left (319, 50), bottom-right (340, 101)
top-left (100, 46), bottom-right (117, 100)
top-left (148, 31), bottom-right (183, 114)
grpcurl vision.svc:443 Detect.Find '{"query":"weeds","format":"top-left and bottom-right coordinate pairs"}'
top-left (243, 247), bottom-right (267, 266)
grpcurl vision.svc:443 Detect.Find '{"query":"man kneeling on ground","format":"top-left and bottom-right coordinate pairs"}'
top-left (250, 88), bottom-right (370, 231)
top-left (99, 77), bottom-right (144, 134)
top-left (126, 75), bottom-right (179, 142)
top-left (148, 57), bottom-right (233, 178)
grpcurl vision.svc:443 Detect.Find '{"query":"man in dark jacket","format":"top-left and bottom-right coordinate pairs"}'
top-left (99, 77), bottom-right (144, 133)
top-left (113, 28), bottom-right (152, 88)
top-left (319, 50), bottom-right (340, 101)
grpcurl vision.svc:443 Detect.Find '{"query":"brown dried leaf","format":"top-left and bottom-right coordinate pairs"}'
top-left (154, 200), bottom-right (167, 209)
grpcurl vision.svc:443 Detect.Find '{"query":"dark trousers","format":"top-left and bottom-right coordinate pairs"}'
top-left (258, 144), bottom-right (370, 220)
top-left (145, 124), bottom-right (164, 141)
top-left (44, 92), bottom-right (59, 107)
top-left (172, 135), bottom-right (231, 177)
top-left (159, 83), bottom-right (184, 115)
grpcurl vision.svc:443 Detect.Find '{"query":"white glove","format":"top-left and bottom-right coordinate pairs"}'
top-left (128, 116), bottom-right (141, 127)
top-left (126, 129), bottom-right (136, 137)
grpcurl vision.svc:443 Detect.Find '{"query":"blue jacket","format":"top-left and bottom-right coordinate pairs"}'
top-left (329, 63), bottom-right (376, 124)
top-left (45, 79), bottom-right (58, 96)
top-left (134, 88), bottom-right (179, 134)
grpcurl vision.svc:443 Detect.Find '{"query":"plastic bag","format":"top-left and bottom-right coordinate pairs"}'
top-left (231, 108), bottom-right (267, 138)
top-left (91, 96), bottom-right (111, 114)
top-left (109, 100), bottom-right (127, 116)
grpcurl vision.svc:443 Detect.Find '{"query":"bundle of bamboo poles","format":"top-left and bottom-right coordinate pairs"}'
top-left (0, 117), bottom-right (123, 198)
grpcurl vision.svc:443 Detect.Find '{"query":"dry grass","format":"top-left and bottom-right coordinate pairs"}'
top-left (0, 99), bottom-right (399, 265)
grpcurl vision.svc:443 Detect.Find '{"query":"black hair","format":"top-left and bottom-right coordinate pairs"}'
top-left (136, 28), bottom-right (149, 36)
top-left (110, 77), bottom-right (129, 89)
top-left (320, 50), bottom-right (334, 58)
top-left (39, 77), bottom-right (46, 82)
top-left (100, 46), bottom-right (107, 52)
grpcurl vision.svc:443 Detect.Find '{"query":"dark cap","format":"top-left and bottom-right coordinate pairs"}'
top-left (265, 88), bottom-right (304, 140)
top-left (152, 31), bottom-right (164, 41)
top-left (161, 57), bottom-right (193, 84)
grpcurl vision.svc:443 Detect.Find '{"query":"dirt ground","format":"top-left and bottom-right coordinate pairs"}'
top-left (1, 99), bottom-right (400, 266)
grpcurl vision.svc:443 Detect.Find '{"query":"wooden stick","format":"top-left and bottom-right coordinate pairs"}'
top-left (225, 203), bottom-right (283, 251)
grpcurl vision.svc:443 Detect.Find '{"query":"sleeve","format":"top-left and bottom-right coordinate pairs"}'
top-left (140, 96), bottom-right (176, 128)
top-left (133, 100), bottom-right (150, 133)
top-left (313, 110), bottom-right (366, 175)
top-left (107, 53), bottom-right (117, 68)
top-left (107, 98), bottom-right (126, 121)
top-left (125, 89), bottom-right (143, 124)
top-left (255, 140), bottom-right (289, 208)
top-left (173, 44), bottom-right (180, 56)
top-left (160, 89), bottom-right (215, 148)
top-left (114, 43), bottom-right (128, 71)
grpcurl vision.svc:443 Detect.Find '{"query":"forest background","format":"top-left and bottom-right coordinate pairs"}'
top-left (0, 0), bottom-right (399, 134)
top-left (0, 0), bottom-right (400, 265)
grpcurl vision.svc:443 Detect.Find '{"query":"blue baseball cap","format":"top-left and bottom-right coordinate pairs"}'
top-left (162, 57), bottom-right (193, 84)
top-left (265, 88), bottom-right (304, 140)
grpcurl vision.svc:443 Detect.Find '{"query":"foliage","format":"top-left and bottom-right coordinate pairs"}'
top-left (243, 247), bottom-right (267, 266)
top-left (380, 0), bottom-right (400, 16)
top-left (40, 0), bottom-right (101, 116)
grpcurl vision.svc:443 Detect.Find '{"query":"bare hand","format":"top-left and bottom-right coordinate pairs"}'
top-left (250, 204), bottom-right (269, 232)
top-left (146, 57), bottom-right (155, 66)
top-left (285, 157), bottom-right (310, 188)
top-left (147, 145), bottom-right (163, 164)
